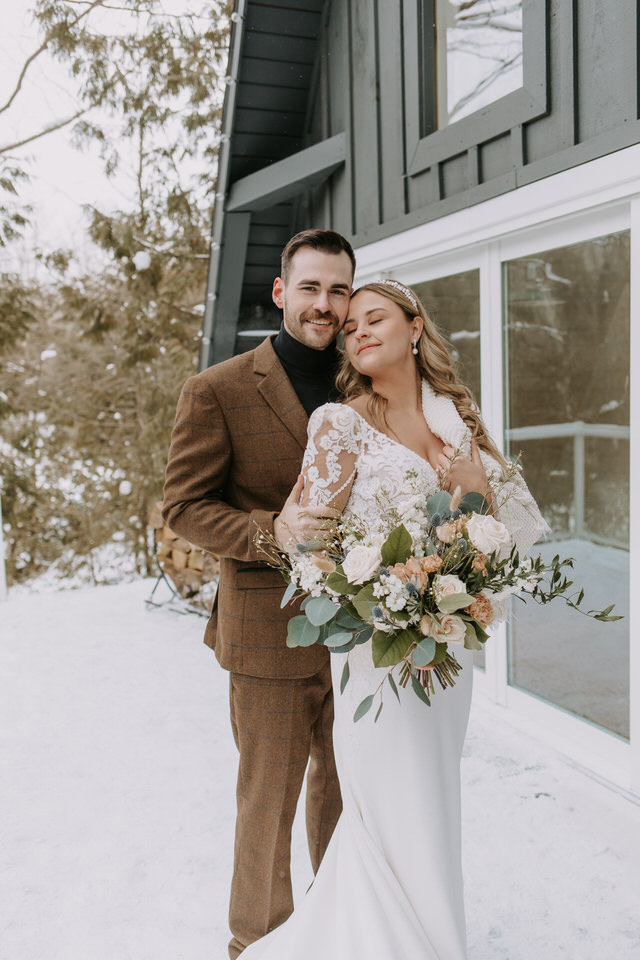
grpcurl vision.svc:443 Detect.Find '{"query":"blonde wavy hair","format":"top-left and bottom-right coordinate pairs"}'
top-left (335, 281), bottom-right (506, 465)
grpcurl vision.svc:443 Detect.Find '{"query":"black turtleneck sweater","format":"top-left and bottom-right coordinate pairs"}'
top-left (272, 324), bottom-right (340, 416)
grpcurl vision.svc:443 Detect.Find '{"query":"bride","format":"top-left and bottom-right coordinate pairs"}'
top-left (243, 280), bottom-right (548, 959)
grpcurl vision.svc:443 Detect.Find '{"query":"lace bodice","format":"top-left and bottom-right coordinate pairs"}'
top-left (301, 379), bottom-right (549, 557)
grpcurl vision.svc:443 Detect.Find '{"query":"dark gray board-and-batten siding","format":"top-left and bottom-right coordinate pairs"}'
top-left (202, 0), bottom-right (640, 368)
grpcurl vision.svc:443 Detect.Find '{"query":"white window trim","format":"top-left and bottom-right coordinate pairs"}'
top-left (353, 144), bottom-right (638, 796)
top-left (353, 142), bottom-right (640, 282)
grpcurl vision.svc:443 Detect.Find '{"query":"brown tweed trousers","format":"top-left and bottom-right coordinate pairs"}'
top-left (162, 337), bottom-right (342, 958)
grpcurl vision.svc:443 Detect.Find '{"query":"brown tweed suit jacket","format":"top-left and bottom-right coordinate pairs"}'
top-left (162, 336), bottom-right (328, 679)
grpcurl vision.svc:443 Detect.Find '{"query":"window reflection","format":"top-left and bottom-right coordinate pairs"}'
top-left (435, 0), bottom-right (523, 127)
top-left (504, 232), bottom-right (630, 738)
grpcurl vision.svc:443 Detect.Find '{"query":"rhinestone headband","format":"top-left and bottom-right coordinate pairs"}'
top-left (380, 279), bottom-right (419, 312)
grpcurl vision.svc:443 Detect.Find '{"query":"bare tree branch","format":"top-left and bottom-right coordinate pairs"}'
top-left (0, 0), bottom-right (106, 117)
top-left (0, 110), bottom-right (88, 155)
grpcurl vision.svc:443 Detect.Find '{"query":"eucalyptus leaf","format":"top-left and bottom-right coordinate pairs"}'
top-left (372, 628), bottom-right (417, 668)
top-left (410, 673), bottom-right (431, 706)
top-left (295, 538), bottom-right (327, 553)
top-left (340, 659), bottom-right (350, 694)
top-left (329, 638), bottom-right (358, 653)
top-left (374, 701), bottom-right (384, 723)
top-left (323, 630), bottom-right (356, 648)
top-left (354, 624), bottom-right (374, 645)
top-left (335, 607), bottom-right (365, 631)
top-left (380, 524), bottom-right (412, 566)
top-left (353, 695), bottom-right (374, 722)
top-left (459, 491), bottom-right (490, 515)
top-left (286, 615), bottom-right (320, 648)
top-left (438, 592), bottom-right (474, 614)
top-left (387, 671), bottom-right (401, 702)
top-left (280, 581), bottom-right (297, 609)
top-left (305, 596), bottom-right (339, 626)
top-left (426, 490), bottom-right (452, 519)
top-left (412, 636), bottom-right (436, 667)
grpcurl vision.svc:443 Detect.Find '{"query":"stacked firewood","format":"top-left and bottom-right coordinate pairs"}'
top-left (148, 502), bottom-right (219, 613)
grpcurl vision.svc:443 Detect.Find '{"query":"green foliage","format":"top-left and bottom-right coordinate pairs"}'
top-left (0, 275), bottom-right (36, 351)
top-left (0, 164), bottom-right (30, 248)
top-left (463, 621), bottom-right (484, 651)
top-left (372, 627), bottom-right (417, 668)
top-left (458, 491), bottom-right (490, 515)
top-left (280, 581), bottom-right (297, 608)
top-left (426, 490), bottom-right (452, 518)
top-left (410, 673), bottom-right (431, 706)
top-left (380, 523), bottom-right (412, 566)
top-left (300, 595), bottom-right (337, 626)
top-left (387, 671), bottom-right (401, 702)
top-left (340, 659), bottom-right (350, 694)
top-left (412, 636), bottom-right (436, 667)
top-left (437, 592), bottom-right (474, 613)
top-left (0, 2), bottom-right (232, 586)
top-left (353, 695), bottom-right (375, 722)
top-left (352, 583), bottom-right (378, 620)
top-left (287, 616), bottom-right (320, 648)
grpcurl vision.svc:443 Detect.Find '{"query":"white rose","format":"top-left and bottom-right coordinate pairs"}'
top-left (466, 513), bottom-right (511, 555)
top-left (420, 613), bottom-right (466, 645)
top-left (433, 574), bottom-right (467, 604)
top-left (342, 544), bottom-right (382, 585)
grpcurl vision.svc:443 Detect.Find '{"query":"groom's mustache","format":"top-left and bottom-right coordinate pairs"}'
top-left (300, 308), bottom-right (339, 325)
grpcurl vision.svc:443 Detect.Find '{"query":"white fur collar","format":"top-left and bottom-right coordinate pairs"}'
top-left (421, 379), bottom-right (471, 452)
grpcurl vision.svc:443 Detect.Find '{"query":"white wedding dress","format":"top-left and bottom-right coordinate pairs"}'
top-left (241, 381), bottom-right (548, 960)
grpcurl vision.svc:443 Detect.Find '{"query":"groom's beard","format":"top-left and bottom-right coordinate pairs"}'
top-left (284, 303), bottom-right (342, 349)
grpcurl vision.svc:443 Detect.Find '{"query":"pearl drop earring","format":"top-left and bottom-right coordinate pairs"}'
top-left (412, 339), bottom-right (418, 355)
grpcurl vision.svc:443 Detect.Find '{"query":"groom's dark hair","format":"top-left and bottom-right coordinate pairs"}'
top-left (280, 229), bottom-right (356, 282)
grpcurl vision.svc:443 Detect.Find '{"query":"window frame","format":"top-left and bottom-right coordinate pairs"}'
top-left (403, 0), bottom-right (549, 177)
top-left (353, 146), bottom-right (640, 795)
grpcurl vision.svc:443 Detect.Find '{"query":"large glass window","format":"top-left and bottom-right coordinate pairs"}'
top-left (413, 269), bottom-right (485, 668)
top-left (504, 232), bottom-right (630, 738)
top-left (434, 0), bottom-right (523, 127)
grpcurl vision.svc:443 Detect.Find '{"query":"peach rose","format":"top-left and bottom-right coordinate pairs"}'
top-left (433, 574), bottom-right (467, 606)
top-left (467, 594), bottom-right (494, 628)
top-left (389, 557), bottom-right (428, 592)
top-left (420, 613), bottom-right (466, 644)
top-left (471, 553), bottom-right (489, 574)
top-left (420, 555), bottom-right (442, 573)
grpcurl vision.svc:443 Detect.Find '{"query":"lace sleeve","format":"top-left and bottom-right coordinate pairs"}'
top-left (300, 403), bottom-right (361, 511)
top-left (479, 450), bottom-right (551, 557)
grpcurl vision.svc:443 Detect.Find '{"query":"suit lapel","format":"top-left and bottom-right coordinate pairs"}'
top-left (254, 337), bottom-right (308, 451)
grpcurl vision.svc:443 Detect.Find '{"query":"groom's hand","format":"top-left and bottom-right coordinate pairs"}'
top-left (274, 475), bottom-right (339, 552)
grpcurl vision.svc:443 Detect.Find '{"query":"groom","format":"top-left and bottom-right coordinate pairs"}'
top-left (162, 228), bottom-right (355, 957)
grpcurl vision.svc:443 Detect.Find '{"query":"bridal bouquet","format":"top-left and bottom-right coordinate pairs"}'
top-left (255, 469), bottom-right (620, 723)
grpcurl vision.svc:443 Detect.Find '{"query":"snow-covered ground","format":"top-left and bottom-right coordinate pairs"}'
top-left (1, 578), bottom-right (639, 960)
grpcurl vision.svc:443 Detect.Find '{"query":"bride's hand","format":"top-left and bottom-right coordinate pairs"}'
top-left (436, 440), bottom-right (490, 499)
top-left (274, 475), bottom-right (340, 552)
